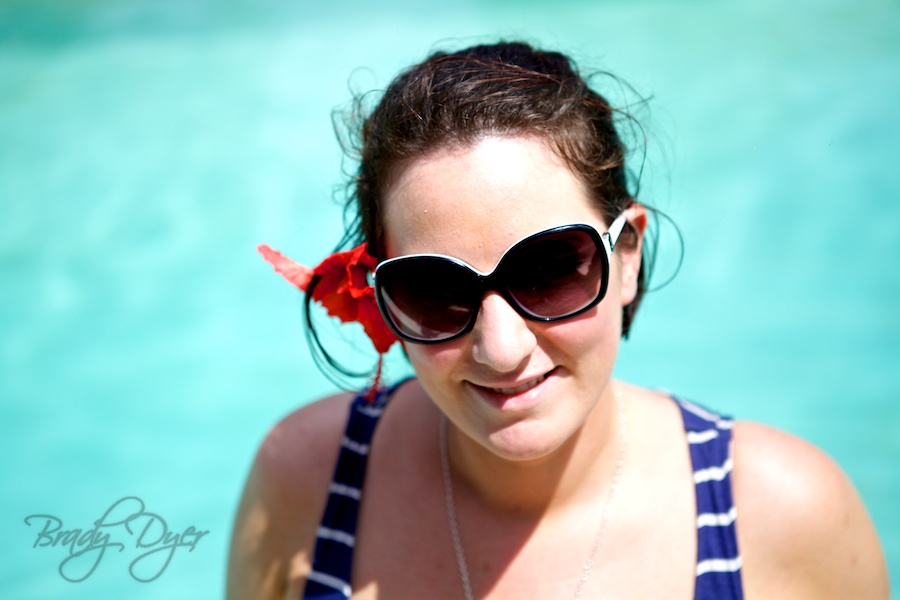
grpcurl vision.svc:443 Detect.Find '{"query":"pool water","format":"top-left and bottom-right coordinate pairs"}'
top-left (1, 0), bottom-right (898, 597)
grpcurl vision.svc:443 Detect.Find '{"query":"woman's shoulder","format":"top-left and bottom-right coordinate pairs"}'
top-left (731, 421), bottom-right (889, 599)
top-left (227, 391), bottom-right (358, 599)
top-left (256, 391), bottom-right (359, 490)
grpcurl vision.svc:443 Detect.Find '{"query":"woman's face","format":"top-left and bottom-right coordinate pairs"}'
top-left (381, 135), bottom-right (642, 462)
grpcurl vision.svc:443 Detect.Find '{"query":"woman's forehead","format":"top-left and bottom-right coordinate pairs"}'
top-left (381, 136), bottom-right (605, 263)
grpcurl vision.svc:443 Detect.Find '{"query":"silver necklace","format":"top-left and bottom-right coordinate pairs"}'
top-left (439, 387), bottom-right (628, 600)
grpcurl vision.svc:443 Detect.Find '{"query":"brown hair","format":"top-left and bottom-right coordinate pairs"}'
top-left (336, 41), bottom-right (649, 337)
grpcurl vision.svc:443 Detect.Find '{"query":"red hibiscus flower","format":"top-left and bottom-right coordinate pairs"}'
top-left (257, 243), bottom-right (398, 354)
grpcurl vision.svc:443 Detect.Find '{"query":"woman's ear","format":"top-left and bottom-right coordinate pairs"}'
top-left (618, 204), bottom-right (647, 306)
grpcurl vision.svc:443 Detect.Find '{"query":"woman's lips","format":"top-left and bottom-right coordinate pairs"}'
top-left (470, 367), bottom-right (559, 410)
top-left (483, 371), bottom-right (550, 395)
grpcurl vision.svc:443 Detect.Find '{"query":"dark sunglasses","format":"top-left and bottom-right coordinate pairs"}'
top-left (373, 214), bottom-right (628, 344)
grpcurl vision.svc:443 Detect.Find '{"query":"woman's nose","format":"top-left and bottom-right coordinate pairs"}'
top-left (470, 292), bottom-right (538, 372)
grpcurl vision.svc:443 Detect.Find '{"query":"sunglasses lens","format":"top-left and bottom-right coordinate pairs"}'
top-left (377, 258), bottom-right (478, 342)
top-left (376, 225), bottom-right (607, 343)
top-left (505, 228), bottom-right (604, 318)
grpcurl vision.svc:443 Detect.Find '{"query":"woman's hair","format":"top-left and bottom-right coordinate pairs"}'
top-left (308, 41), bottom-right (660, 386)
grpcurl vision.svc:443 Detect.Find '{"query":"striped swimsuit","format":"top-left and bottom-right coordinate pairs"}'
top-left (303, 384), bottom-right (744, 599)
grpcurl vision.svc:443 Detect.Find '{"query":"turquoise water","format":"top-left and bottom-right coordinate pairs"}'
top-left (1, 0), bottom-right (898, 597)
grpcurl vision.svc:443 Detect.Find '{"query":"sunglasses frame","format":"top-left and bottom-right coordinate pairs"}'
top-left (374, 213), bottom-right (629, 344)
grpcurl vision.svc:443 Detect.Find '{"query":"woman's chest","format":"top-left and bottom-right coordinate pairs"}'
top-left (350, 458), bottom-right (698, 600)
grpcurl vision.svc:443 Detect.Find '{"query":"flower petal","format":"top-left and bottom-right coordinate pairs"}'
top-left (357, 292), bottom-right (399, 353)
top-left (258, 244), bottom-right (314, 291)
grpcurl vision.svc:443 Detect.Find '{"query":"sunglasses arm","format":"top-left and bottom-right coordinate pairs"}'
top-left (603, 212), bottom-right (629, 255)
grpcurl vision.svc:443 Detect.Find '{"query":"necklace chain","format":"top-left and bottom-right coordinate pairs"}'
top-left (439, 387), bottom-right (628, 600)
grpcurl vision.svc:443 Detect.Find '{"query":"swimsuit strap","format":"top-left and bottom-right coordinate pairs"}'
top-left (302, 383), bottom-right (400, 600)
top-left (676, 398), bottom-right (745, 600)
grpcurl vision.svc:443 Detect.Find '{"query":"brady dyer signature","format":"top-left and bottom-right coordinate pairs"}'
top-left (24, 496), bottom-right (209, 583)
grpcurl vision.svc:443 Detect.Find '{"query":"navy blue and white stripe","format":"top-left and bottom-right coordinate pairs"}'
top-left (302, 384), bottom-right (396, 600)
top-left (677, 398), bottom-right (745, 600)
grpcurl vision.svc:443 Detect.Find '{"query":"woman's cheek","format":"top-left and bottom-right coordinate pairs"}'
top-left (550, 302), bottom-right (621, 357)
top-left (404, 340), bottom-right (467, 388)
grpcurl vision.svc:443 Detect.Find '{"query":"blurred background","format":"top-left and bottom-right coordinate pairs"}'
top-left (1, 0), bottom-right (898, 597)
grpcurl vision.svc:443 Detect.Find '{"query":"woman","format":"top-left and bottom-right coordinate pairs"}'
top-left (228, 42), bottom-right (888, 599)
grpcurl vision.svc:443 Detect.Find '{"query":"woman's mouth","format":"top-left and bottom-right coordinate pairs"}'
top-left (472, 368), bottom-right (559, 411)
top-left (483, 372), bottom-right (550, 395)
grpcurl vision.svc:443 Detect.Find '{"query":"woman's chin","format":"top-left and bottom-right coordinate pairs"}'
top-left (480, 419), bottom-right (570, 463)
